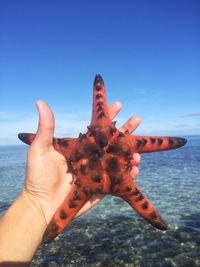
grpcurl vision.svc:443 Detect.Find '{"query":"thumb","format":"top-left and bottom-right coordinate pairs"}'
top-left (34, 100), bottom-right (55, 148)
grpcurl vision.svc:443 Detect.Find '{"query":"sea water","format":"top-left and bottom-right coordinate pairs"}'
top-left (0, 136), bottom-right (199, 266)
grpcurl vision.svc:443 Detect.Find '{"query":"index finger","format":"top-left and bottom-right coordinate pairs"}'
top-left (119, 115), bottom-right (141, 134)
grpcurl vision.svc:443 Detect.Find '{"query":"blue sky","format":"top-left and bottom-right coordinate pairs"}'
top-left (0, 0), bottom-right (199, 145)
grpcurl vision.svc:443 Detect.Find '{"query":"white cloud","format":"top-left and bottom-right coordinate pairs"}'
top-left (181, 112), bottom-right (200, 118)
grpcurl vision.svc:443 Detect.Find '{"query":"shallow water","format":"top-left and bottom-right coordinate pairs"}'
top-left (0, 136), bottom-right (200, 266)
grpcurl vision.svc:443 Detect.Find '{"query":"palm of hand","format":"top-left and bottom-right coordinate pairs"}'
top-left (25, 146), bottom-right (70, 223)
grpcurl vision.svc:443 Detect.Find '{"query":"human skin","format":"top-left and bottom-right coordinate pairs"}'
top-left (0, 100), bottom-right (141, 266)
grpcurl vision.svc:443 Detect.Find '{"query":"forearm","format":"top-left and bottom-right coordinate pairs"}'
top-left (0, 191), bottom-right (46, 265)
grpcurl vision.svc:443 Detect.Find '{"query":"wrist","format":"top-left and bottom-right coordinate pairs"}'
top-left (0, 191), bottom-right (47, 262)
top-left (20, 188), bottom-right (48, 228)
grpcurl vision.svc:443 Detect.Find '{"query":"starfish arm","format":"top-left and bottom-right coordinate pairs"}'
top-left (130, 135), bottom-right (187, 153)
top-left (90, 74), bottom-right (112, 126)
top-left (121, 182), bottom-right (167, 230)
top-left (18, 133), bottom-right (36, 145)
top-left (18, 133), bottom-right (77, 159)
top-left (43, 183), bottom-right (87, 243)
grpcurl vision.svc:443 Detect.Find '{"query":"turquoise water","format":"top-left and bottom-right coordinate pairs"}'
top-left (0, 136), bottom-right (200, 266)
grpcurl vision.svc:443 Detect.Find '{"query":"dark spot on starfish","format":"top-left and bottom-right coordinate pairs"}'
top-left (86, 126), bottom-right (96, 136)
top-left (97, 101), bottom-right (103, 107)
top-left (74, 179), bottom-right (81, 187)
top-left (136, 139), bottom-right (142, 147)
top-left (106, 143), bottom-right (120, 154)
top-left (94, 74), bottom-right (104, 85)
top-left (168, 139), bottom-right (174, 146)
top-left (69, 200), bottom-right (77, 208)
top-left (67, 159), bottom-right (74, 173)
top-left (83, 187), bottom-right (93, 196)
top-left (106, 144), bottom-right (113, 153)
top-left (158, 138), bottom-right (163, 145)
top-left (87, 126), bottom-right (92, 131)
top-left (83, 143), bottom-right (99, 157)
top-left (112, 188), bottom-right (119, 194)
top-left (125, 162), bottom-right (132, 172)
top-left (80, 164), bottom-right (88, 175)
top-left (118, 132), bottom-right (124, 139)
top-left (88, 130), bottom-right (96, 137)
top-left (72, 169), bottom-right (78, 175)
top-left (88, 156), bottom-right (100, 170)
top-left (142, 138), bottom-right (148, 145)
top-left (137, 138), bottom-right (147, 147)
top-left (79, 133), bottom-right (88, 142)
top-left (58, 138), bottom-right (68, 147)
top-left (97, 106), bottom-right (103, 112)
top-left (96, 188), bottom-right (102, 194)
top-left (135, 194), bottom-right (144, 201)
top-left (97, 111), bottom-right (105, 119)
top-left (73, 149), bottom-right (84, 161)
top-left (91, 174), bottom-right (102, 183)
top-left (149, 211), bottom-right (157, 219)
top-left (96, 93), bottom-right (102, 99)
top-left (150, 137), bottom-right (156, 144)
top-left (95, 85), bottom-right (102, 91)
top-left (95, 132), bottom-right (108, 148)
top-left (126, 185), bottom-right (132, 192)
top-left (60, 210), bottom-right (68, 219)
top-left (73, 191), bottom-right (81, 201)
top-left (61, 140), bottom-right (68, 147)
top-left (141, 201), bottom-right (149, 209)
top-left (110, 127), bottom-right (117, 135)
top-left (106, 157), bottom-right (120, 172)
top-left (132, 188), bottom-right (140, 195)
top-left (125, 130), bottom-right (129, 134)
top-left (123, 149), bottom-right (133, 160)
top-left (57, 138), bottom-right (62, 145)
top-left (51, 223), bottom-right (58, 231)
top-left (97, 150), bottom-right (105, 158)
top-left (110, 175), bottom-right (123, 184)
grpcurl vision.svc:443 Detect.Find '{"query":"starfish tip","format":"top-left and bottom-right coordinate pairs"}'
top-left (18, 133), bottom-right (27, 142)
top-left (94, 74), bottom-right (104, 86)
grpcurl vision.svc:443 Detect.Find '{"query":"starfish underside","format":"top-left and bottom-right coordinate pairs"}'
top-left (18, 74), bottom-right (187, 243)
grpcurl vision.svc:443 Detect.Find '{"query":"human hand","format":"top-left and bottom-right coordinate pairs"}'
top-left (22, 100), bottom-right (141, 226)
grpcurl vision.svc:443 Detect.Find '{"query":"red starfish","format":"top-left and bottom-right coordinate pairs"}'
top-left (18, 74), bottom-right (187, 243)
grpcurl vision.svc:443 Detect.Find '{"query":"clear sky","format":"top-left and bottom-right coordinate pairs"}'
top-left (0, 0), bottom-right (199, 145)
